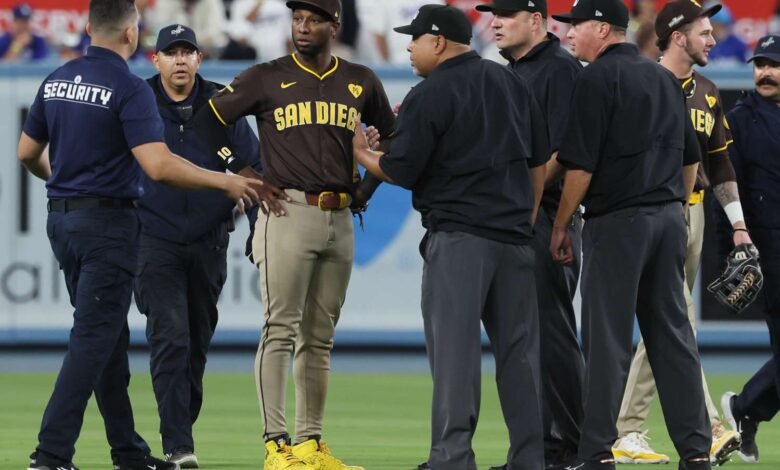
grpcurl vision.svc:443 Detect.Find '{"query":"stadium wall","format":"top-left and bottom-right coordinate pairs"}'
top-left (0, 63), bottom-right (770, 349)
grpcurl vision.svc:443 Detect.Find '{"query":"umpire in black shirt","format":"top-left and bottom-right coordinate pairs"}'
top-left (352, 5), bottom-right (549, 469)
top-left (549, 0), bottom-right (710, 469)
top-left (477, 1), bottom-right (585, 466)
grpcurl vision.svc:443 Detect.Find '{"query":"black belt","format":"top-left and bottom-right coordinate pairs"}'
top-left (47, 198), bottom-right (136, 213)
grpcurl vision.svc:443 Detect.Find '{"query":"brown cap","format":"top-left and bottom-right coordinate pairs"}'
top-left (655, 0), bottom-right (721, 42)
top-left (286, 0), bottom-right (341, 22)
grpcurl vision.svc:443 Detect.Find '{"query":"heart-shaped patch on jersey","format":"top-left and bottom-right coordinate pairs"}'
top-left (348, 84), bottom-right (363, 98)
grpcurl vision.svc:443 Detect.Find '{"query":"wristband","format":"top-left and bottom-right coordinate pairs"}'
top-left (734, 228), bottom-right (750, 234)
top-left (723, 201), bottom-right (745, 226)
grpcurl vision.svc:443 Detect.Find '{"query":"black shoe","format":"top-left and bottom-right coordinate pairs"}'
top-left (678, 456), bottom-right (711, 470)
top-left (166, 448), bottom-right (199, 468)
top-left (28, 451), bottom-right (79, 470)
top-left (488, 465), bottom-right (507, 470)
top-left (113, 454), bottom-right (180, 470)
top-left (721, 391), bottom-right (760, 463)
top-left (416, 462), bottom-right (429, 470)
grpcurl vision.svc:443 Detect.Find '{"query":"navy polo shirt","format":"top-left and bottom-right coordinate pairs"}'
top-left (505, 33), bottom-right (582, 213)
top-left (557, 43), bottom-right (701, 218)
top-left (379, 51), bottom-right (550, 244)
top-left (23, 46), bottom-right (165, 200)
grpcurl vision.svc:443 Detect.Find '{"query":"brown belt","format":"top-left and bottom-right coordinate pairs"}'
top-left (304, 191), bottom-right (352, 210)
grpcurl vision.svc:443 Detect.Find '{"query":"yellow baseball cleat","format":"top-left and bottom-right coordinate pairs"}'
top-left (611, 431), bottom-right (670, 464)
top-left (265, 439), bottom-right (312, 470)
top-left (292, 439), bottom-right (364, 470)
top-left (710, 421), bottom-right (742, 466)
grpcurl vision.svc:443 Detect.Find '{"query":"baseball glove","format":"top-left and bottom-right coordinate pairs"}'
top-left (706, 243), bottom-right (764, 314)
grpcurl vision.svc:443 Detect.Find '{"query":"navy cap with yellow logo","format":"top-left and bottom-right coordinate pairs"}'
top-left (394, 4), bottom-right (473, 45)
top-left (287, 0), bottom-right (341, 22)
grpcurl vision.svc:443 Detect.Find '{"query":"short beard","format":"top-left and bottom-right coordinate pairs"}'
top-left (294, 38), bottom-right (326, 57)
top-left (685, 43), bottom-right (707, 67)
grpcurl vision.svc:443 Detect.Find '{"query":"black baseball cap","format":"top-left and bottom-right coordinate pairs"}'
top-left (655, 1), bottom-right (721, 42)
top-left (156, 24), bottom-right (199, 52)
top-left (394, 4), bottom-right (473, 45)
top-left (475, 0), bottom-right (547, 17)
top-left (286, 0), bottom-right (342, 22)
top-left (552, 0), bottom-right (629, 29)
top-left (749, 35), bottom-right (780, 63)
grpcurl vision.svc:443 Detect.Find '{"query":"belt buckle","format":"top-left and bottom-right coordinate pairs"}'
top-left (318, 191), bottom-right (335, 211)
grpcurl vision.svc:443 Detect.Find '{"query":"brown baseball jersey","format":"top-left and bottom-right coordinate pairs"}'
top-left (681, 71), bottom-right (735, 191)
top-left (209, 53), bottom-right (396, 193)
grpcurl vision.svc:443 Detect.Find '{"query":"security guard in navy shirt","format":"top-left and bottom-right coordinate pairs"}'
top-left (16, 1), bottom-right (274, 469)
top-left (133, 25), bottom-right (261, 468)
top-left (353, 5), bottom-right (549, 469)
top-left (549, 0), bottom-right (710, 469)
top-left (476, 1), bottom-right (585, 466)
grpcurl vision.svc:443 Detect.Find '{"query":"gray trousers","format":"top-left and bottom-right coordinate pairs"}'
top-left (532, 207), bottom-right (584, 456)
top-left (421, 231), bottom-right (543, 470)
top-left (578, 203), bottom-right (711, 466)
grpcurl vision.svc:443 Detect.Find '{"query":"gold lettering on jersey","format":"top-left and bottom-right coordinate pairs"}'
top-left (275, 101), bottom-right (360, 131)
top-left (690, 109), bottom-right (715, 137)
top-left (348, 84), bottom-right (363, 98)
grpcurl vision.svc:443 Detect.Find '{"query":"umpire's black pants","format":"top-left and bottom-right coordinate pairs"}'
top-left (422, 231), bottom-right (543, 470)
top-left (134, 227), bottom-right (228, 455)
top-left (532, 206), bottom-right (584, 458)
top-left (39, 206), bottom-right (149, 463)
top-left (578, 203), bottom-right (710, 468)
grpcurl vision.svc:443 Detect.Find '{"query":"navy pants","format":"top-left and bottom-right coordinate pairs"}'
top-left (38, 207), bottom-right (149, 462)
top-left (734, 227), bottom-right (780, 422)
top-left (134, 228), bottom-right (228, 454)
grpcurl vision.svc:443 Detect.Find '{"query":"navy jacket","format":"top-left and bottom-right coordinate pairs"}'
top-left (137, 73), bottom-right (260, 243)
top-left (726, 91), bottom-right (780, 230)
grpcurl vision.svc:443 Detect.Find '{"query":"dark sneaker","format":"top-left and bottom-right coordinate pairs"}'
top-left (678, 456), bottom-right (712, 470)
top-left (488, 465), bottom-right (507, 470)
top-left (113, 454), bottom-right (180, 470)
top-left (721, 391), bottom-right (760, 463)
top-left (166, 449), bottom-right (199, 468)
top-left (415, 462), bottom-right (429, 470)
top-left (27, 451), bottom-right (79, 470)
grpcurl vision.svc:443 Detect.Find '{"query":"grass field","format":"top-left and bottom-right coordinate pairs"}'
top-left (0, 372), bottom-right (778, 469)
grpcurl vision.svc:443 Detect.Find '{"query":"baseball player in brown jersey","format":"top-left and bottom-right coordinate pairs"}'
top-left (613, 1), bottom-right (751, 466)
top-left (193, 0), bottom-right (395, 469)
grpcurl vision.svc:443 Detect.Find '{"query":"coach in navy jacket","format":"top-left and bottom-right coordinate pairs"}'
top-left (134, 24), bottom-right (260, 467)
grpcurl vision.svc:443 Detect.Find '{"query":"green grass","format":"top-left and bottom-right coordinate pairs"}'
top-left (0, 372), bottom-right (778, 469)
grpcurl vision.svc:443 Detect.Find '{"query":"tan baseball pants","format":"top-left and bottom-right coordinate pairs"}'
top-left (251, 189), bottom-right (354, 442)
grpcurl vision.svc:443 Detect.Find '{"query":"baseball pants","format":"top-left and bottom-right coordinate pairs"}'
top-left (252, 189), bottom-right (353, 442)
top-left (617, 201), bottom-right (721, 435)
top-left (38, 206), bottom-right (149, 463)
top-left (134, 225), bottom-right (228, 454)
top-left (421, 231), bottom-right (543, 470)
top-left (578, 203), bottom-right (711, 466)
top-left (733, 227), bottom-right (780, 422)
top-left (532, 206), bottom-right (584, 458)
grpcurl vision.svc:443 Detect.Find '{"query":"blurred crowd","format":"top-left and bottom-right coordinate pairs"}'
top-left (2, 0), bottom-right (780, 65)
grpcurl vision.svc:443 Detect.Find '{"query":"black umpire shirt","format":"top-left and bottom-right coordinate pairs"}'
top-left (379, 51), bottom-right (550, 244)
top-left (557, 43), bottom-right (701, 219)
top-left (505, 33), bottom-right (582, 213)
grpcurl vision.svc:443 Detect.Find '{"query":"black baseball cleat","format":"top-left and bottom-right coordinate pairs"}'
top-left (721, 391), bottom-right (760, 463)
top-left (27, 451), bottom-right (79, 470)
top-left (415, 462), bottom-right (429, 470)
top-left (113, 454), bottom-right (180, 470)
top-left (488, 465), bottom-right (507, 470)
